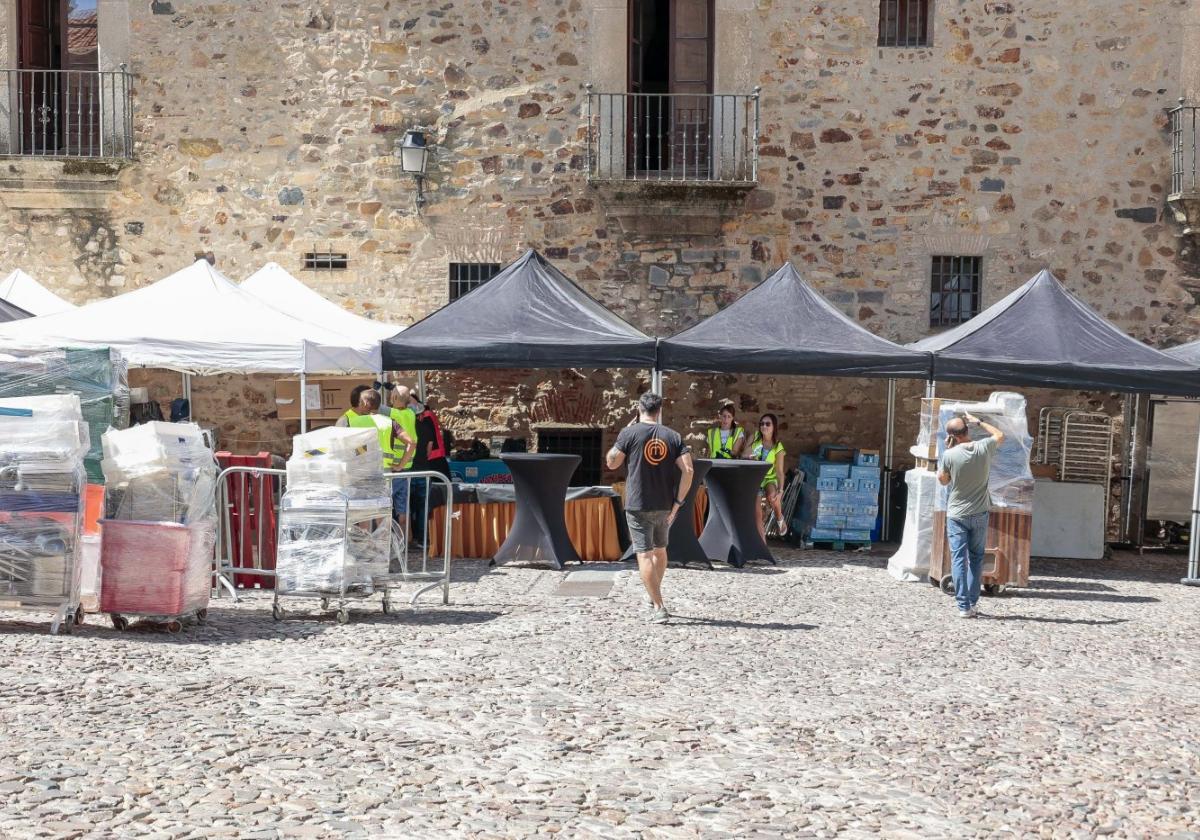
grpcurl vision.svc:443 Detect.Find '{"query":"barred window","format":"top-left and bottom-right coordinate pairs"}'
top-left (879, 0), bottom-right (930, 47)
top-left (303, 251), bottom-right (348, 271)
top-left (930, 256), bottom-right (981, 327)
top-left (537, 427), bottom-right (602, 486)
top-left (449, 262), bottom-right (501, 302)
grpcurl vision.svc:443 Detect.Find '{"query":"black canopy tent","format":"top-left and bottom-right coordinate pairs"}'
top-left (658, 262), bottom-right (932, 537)
top-left (658, 262), bottom-right (932, 378)
top-left (381, 249), bottom-right (657, 371)
top-left (910, 270), bottom-right (1200, 397)
top-left (908, 269), bottom-right (1200, 586)
top-left (0, 297), bottom-right (31, 323)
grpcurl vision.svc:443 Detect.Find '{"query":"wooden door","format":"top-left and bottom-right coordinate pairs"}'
top-left (669, 0), bottom-right (712, 177)
top-left (18, 0), bottom-right (59, 153)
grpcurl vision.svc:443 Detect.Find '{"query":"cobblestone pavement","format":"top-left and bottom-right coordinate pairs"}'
top-left (1, 548), bottom-right (1198, 838)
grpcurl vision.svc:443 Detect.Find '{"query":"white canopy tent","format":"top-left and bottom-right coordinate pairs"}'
top-left (0, 260), bottom-right (383, 429)
top-left (242, 262), bottom-right (402, 342)
top-left (0, 269), bottom-right (77, 316)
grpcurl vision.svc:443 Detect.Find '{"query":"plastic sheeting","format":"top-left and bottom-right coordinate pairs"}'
top-left (101, 422), bottom-right (216, 526)
top-left (381, 249), bottom-right (657, 370)
top-left (275, 486), bottom-right (392, 594)
top-left (886, 469), bottom-right (937, 581)
top-left (288, 426), bottom-right (382, 490)
top-left (242, 262), bottom-right (402, 342)
top-left (99, 519), bottom-right (215, 617)
top-left (659, 263), bottom-right (932, 378)
top-left (0, 270), bottom-right (76, 316)
top-left (0, 260), bottom-right (382, 375)
top-left (911, 270), bottom-right (1200, 396)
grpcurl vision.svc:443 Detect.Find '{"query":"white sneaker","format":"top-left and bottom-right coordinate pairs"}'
top-left (968, 605), bottom-right (981, 618)
top-left (958, 608), bottom-right (974, 619)
top-left (649, 606), bottom-right (671, 624)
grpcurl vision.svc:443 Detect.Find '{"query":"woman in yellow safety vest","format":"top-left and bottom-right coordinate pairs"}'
top-left (341, 388), bottom-right (414, 472)
top-left (749, 413), bottom-right (787, 538)
top-left (705, 402), bottom-right (746, 460)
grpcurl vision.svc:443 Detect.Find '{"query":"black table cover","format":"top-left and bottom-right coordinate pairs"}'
top-left (619, 458), bottom-right (714, 568)
top-left (698, 460), bottom-right (775, 568)
top-left (494, 453), bottom-right (583, 569)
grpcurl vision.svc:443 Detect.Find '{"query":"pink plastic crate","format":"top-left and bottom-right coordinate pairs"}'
top-left (99, 520), bottom-right (214, 617)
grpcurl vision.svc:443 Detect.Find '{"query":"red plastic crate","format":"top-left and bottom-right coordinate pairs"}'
top-left (99, 520), bottom-right (214, 616)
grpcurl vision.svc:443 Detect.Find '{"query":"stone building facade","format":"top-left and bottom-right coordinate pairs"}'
top-left (0, 0), bottom-right (1197, 477)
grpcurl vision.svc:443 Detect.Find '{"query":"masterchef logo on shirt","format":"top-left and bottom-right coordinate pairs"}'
top-left (643, 436), bottom-right (669, 466)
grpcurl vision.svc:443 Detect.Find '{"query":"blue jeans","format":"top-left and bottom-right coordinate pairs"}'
top-left (391, 476), bottom-right (409, 518)
top-left (947, 511), bottom-right (989, 611)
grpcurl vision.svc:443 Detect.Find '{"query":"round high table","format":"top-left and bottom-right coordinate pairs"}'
top-left (619, 458), bottom-right (714, 568)
top-left (494, 453), bottom-right (583, 569)
top-left (698, 459), bottom-right (775, 568)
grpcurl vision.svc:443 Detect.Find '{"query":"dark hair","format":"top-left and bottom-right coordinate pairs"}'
top-left (349, 384), bottom-right (370, 408)
top-left (758, 413), bottom-right (779, 443)
top-left (639, 392), bottom-right (664, 416)
top-left (359, 389), bottom-right (382, 410)
top-left (718, 402), bottom-right (735, 417)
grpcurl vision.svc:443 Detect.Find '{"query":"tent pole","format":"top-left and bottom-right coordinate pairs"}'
top-left (924, 378), bottom-right (936, 400)
top-left (181, 373), bottom-right (192, 421)
top-left (299, 372), bottom-right (308, 434)
top-left (417, 370), bottom-right (427, 403)
top-left (1185, 420), bottom-right (1200, 586)
top-left (882, 378), bottom-right (897, 539)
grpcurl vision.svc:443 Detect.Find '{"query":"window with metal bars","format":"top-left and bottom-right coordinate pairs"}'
top-left (536, 427), bottom-right (603, 487)
top-left (302, 251), bottom-right (348, 271)
top-left (930, 255), bottom-right (982, 327)
top-left (448, 262), bottom-right (501, 302)
top-left (878, 0), bottom-right (930, 47)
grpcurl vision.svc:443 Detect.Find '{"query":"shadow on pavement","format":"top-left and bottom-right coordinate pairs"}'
top-left (669, 614), bottom-right (818, 631)
top-left (1010, 591), bottom-right (1159, 604)
top-left (982, 614), bottom-right (1129, 626)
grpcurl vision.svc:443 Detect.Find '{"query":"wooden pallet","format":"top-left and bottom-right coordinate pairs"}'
top-left (809, 539), bottom-right (872, 552)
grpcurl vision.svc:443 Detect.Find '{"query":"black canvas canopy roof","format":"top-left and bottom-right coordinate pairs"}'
top-left (910, 270), bottom-right (1200, 396)
top-left (0, 296), bottom-right (31, 323)
top-left (382, 249), bottom-right (657, 370)
top-left (657, 262), bottom-right (931, 378)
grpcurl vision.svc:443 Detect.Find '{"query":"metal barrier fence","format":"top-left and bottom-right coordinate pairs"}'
top-left (0, 67), bottom-right (133, 159)
top-left (213, 466), bottom-right (454, 607)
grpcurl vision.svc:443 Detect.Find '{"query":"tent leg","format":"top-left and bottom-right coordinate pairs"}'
top-left (881, 378), bottom-right (897, 540)
top-left (1185, 421), bottom-right (1200, 586)
top-left (924, 379), bottom-right (936, 400)
top-left (417, 370), bottom-right (427, 403)
top-left (300, 372), bottom-right (308, 434)
top-left (181, 373), bottom-right (193, 421)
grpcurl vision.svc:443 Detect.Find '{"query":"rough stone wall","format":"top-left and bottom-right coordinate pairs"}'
top-left (0, 0), bottom-right (1193, 469)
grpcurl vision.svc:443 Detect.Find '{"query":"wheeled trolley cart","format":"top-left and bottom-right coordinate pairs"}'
top-left (99, 519), bottom-right (215, 632)
top-left (273, 484), bottom-right (394, 623)
top-left (929, 508), bottom-right (1032, 595)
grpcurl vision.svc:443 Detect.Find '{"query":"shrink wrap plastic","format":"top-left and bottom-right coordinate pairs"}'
top-left (101, 422), bottom-right (216, 525)
top-left (887, 469), bottom-right (937, 581)
top-left (919, 392), bottom-right (1035, 512)
top-left (0, 390), bottom-right (85, 612)
top-left (275, 485), bottom-right (391, 594)
top-left (287, 426), bottom-right (382, 489)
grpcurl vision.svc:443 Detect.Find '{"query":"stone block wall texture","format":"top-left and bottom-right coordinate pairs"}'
top-left (0, 0), bottom-right (1193, 470)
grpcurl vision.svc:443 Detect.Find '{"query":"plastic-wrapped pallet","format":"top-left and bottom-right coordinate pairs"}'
top-left (887, 469), bottom-right (937, 581)
top-left (287, 426), bottom-right (382, 490)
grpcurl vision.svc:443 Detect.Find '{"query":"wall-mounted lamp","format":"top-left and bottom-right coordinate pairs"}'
top-left (397, 129), bottom-right (431, 210)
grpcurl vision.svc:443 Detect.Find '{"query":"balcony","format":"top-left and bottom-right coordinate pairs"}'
top-left (585, 88), bottom-right (760, 187)
top-left (1169, 100), bottom-right (1200, 236)
top-left (0, 68), bottom-right (133, 160)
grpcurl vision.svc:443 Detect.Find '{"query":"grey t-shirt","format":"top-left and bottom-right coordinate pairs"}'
top-left (939, 435), bottom-right (999, 519)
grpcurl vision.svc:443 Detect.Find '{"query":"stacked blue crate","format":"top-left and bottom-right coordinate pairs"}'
top-left (794, 448), bottom-right (882, 544)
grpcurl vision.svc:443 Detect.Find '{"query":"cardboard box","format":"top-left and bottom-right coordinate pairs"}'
top-left (275, 376), bottom-right (377, 421)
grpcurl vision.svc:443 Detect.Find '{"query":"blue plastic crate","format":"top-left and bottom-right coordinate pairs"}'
top-left (850, 465), bottom-right (880, 481)
top-left (846, 515), bottom-right (877, 530)
top-left (816, 463), bottom-right (851, 479)
top-left (846, 491), bottom-right (878, 505)
top-left (815, 515), bottom-right (847, 529)
top-left (841, 529), bottom-right (872, 542)
top-left (808, 527), bottom-right (841, 541)
top-left (854, 449), bottom-right (880, 466)
top-left (838, 478), bottom-right (858, 491)
top-left (816, 476), bottom-right (840, 491)
top-left (848, 504), bottom-right (879, 516)
top-left (858, 478), bottom-right (881, 493)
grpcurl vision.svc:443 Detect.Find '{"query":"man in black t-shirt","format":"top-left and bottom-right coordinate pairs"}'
top-left (607, 392), bottom-right (694, 624)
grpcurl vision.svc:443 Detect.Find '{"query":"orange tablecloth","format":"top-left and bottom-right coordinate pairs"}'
top-left (429, 496), bottom-right (622, 561)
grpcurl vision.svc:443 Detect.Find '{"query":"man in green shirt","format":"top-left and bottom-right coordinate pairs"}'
top-left (938, 412), bottom-right (1005, 618)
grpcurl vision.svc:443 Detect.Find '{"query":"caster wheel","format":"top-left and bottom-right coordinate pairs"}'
top-left (165, 620), bottom-right (183, 634)
top-left (196, 608), bottom-right (208, 624)
top-left (320, 598), bottom-right (330, 611)
top-left (74, 606), bottom-right (85, 626)
top-left (271, 603), bottom-right (283, 622)
top-left (983, 583), bottom-right (1000, 597)
top-left (62, 615), bottom-right (74, 635)
top-left (336, 609), bottom-right (350, 625)
top-left (382, 599), bottom-right (392, 615)
top-left (110, 614), bottom-right (129, 631)
top-left (939, 575), bottom-right (955, 595)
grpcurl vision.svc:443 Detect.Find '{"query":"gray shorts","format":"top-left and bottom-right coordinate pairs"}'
top-left (626, 510), bottom-right (670, 553)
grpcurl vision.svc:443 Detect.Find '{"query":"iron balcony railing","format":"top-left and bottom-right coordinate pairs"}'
top-left (585, 87), bottom-right (760, 185)
top-left (1169, 100), bottom-right (1199, 197)
top-left (0, 67), bottom-right (133, 159)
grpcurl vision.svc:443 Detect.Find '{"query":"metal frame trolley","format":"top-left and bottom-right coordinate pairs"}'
top-left (0, 463), bottom-right (85, 634)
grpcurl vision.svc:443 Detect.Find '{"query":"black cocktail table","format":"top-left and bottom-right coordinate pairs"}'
top-left (698, 459), bottom-right (775, 568)
top-left (494, 453), bottom-right (582, 569)
top-left (619, 458), bottom-right (714, 568)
